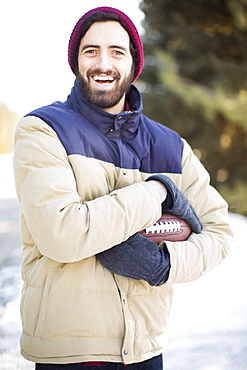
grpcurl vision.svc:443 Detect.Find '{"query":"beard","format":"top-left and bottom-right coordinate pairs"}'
top-left (77, 68), bottom-right (134, 109)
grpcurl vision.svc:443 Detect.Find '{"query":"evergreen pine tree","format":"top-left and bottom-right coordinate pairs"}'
top-left (139, 0), bottom-right (247, 215)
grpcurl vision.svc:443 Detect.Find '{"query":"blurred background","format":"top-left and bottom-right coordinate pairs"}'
top-left (0, 0), bottom-right (247, 369)
top-left (139, 0), bottom-right (247, 217)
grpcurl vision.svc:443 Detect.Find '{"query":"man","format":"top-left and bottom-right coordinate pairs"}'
top-left (13, 6), bottom-right (232, 370)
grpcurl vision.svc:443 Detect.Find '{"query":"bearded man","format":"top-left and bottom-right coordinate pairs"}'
top-left (13, 7), bottom-right (232, 370)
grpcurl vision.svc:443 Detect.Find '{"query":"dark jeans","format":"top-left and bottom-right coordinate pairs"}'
top-left (35, 354), bottom-right (163, 370)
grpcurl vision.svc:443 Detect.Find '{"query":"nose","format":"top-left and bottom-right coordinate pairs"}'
top-left (95, 50), bottom-right (112, 71)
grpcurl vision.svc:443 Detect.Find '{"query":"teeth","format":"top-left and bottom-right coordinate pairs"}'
top-left (93, 76), bottom-right (114, 82)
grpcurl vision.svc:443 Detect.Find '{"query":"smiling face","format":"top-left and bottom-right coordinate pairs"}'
top-left (77, 21), bottom-right (134, 114)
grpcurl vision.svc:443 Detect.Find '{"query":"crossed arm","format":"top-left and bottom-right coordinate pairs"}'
top-left (97, 174), bottom-right (202, 286)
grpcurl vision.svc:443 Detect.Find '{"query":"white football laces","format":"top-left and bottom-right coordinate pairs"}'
top-left (144, 220), bottom-right (181, 234)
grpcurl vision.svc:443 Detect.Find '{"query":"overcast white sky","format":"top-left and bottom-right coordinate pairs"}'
top-left (0, 0), bottom-right (144, 118)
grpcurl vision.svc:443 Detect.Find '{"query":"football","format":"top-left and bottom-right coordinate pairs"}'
top-left (140, 213), bottom-right (191, 244)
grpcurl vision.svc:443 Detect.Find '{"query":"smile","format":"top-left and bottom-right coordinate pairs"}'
top-left (92, 75), bottom-right (115, 85)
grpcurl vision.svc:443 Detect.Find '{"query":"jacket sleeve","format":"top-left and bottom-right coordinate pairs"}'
top-left (164, 139), bottom-right (233, 285)
top-left (13, 116), bottom-right (162, 263)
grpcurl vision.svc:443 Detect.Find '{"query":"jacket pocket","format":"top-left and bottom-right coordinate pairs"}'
top-left (33, 270), bottom-right (55, 338)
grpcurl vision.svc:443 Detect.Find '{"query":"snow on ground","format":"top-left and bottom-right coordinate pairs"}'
top-left (0, 153), bottom-right (247, 369)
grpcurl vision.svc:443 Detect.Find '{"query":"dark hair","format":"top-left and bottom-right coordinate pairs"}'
top-left (75, 11), bottom-right (137, 73)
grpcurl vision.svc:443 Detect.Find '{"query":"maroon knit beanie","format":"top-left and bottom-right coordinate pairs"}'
top-left (68, 6), bottom-right (144, 83)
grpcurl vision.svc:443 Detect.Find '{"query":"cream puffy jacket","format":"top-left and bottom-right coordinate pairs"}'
top-left (13, 83), bottom-right (232, 364)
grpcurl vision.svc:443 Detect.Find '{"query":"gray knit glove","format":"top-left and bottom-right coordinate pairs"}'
top-left (146, 174), bottom-right (202, 233)
top-left (97, 233), bottom-right (170, 286)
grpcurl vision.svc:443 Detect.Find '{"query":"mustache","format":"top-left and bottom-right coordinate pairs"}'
top-left (87, 69), bottom-right (121, 79)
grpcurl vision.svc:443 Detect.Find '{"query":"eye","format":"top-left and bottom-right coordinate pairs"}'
top-left (84, 49), bottom-right (97, 55)
top-left (112, 50), bottom-right (125, 56)
top-left (87, 50), bottom-right (96, 54)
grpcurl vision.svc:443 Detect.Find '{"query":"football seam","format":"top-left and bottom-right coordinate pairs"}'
top-left (144, 221), bottom-right (182, 235)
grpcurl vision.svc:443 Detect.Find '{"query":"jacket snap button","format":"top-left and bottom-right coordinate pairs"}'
top-left (118, 116), bottom-right (122, 120)
top-left (124, 349), bottom-right (128, 355)
top-left (123, 170), bottom-right (127, 175)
